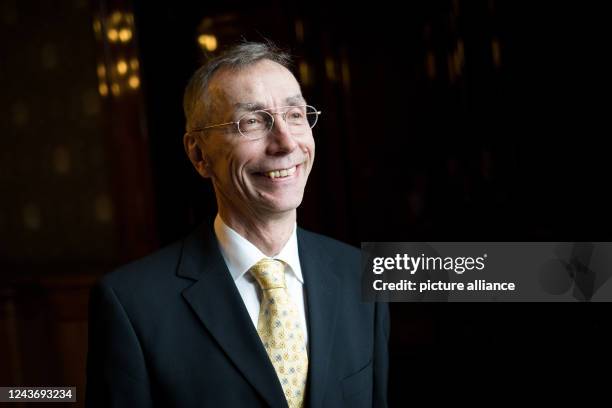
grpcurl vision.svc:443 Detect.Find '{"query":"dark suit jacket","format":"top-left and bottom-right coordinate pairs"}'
top-left (86, 223), bottom-right (389, 407)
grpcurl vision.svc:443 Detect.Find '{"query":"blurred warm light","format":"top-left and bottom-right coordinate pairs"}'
top-left (94, 195), bottom-right (114, 223)
top-left (295, 20), bottom-right (305, 43)
top-left (130, 57), bottom-right (139, 70)
top-left (448, 39), bottom-right (465, 83)
top-left (53, 146), bottom-right (71, 175)
top-left (117, 59), bottom-right (128, 75)
top-left (299, 61), bottom-right (310, 86)
top-left (111, 83), bottom-right (121, 96)
top-left (111, 11), bottom-right (122, 24)
top-left (492, 38), bottom-right (502, 67)
top-left (325, 58), bottom-right (336, 81)
top-left (107, 28), bottom-right (118, 42)
top-left (457, 39), bottom-right (465, 57)
top-left (98, 83), bottom-right (108, 96)
top-left (128, 75), bottom-right (140, 89)
top-left (198, 34), bottom-right (218, 51)
top-left (97, 64), bottom-right (106, 78)
top-left (341, 59), bottom-right (351, 89)
top-left (119, 28), bottom-right (132, 42)
top-left (93, 19), bottom-right (101, 34)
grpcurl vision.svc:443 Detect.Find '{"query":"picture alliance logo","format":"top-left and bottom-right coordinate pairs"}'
top-left (372, 253), bottom-right (488, 275)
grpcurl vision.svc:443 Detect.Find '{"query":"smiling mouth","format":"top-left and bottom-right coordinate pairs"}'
top-left (256, 165), bottom-right (298, 180)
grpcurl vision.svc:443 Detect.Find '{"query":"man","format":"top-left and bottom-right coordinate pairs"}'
top-left (86, 42), bottom-right (389, 408)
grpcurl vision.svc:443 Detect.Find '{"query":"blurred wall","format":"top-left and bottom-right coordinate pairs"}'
top-left (1, 0), bottom-right (611, 406)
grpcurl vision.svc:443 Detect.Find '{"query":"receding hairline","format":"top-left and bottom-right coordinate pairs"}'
top-left (206, 57), bottom-right (297, 93)
top-left (201, 59), bottom-right (304, 122)
top-left (183, 41), bottom-right (295, 131)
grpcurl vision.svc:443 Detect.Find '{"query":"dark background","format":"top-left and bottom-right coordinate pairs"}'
top-left (1, 0), bottom-right (610, 405)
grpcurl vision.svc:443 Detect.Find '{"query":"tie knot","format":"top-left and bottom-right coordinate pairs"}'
top-left (250, 258), bottom-right (286, 290)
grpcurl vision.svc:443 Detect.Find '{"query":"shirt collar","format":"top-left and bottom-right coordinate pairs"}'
top-left (213, 214), bottom-right (303, 283)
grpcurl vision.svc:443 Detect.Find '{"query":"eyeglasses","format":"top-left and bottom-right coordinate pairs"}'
top-left (190, 105), bottom-right (321, 140)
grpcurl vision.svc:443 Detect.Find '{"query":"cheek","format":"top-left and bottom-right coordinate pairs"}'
top-left (205, 146), bottom-right (234, 180)
top-left (225, 146), bottom-right (257, 184)
top-left (303, 138), bottom-right (315, 163)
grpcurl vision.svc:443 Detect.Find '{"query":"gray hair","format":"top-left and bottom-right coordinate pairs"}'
top-left (183, 41), bottom-right (293, 132)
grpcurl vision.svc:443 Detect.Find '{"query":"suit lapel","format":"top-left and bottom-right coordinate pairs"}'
top-left (177, 224), bottom-right (288, 408)
top-left (298, 229), bottom-right (340, 408)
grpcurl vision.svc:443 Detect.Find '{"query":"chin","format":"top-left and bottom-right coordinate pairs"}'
top-left (261, 197), bottom-right (304, 215)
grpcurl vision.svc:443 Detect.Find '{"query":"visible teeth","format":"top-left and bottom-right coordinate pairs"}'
top-left (264, 166), bottom-right (296, 179)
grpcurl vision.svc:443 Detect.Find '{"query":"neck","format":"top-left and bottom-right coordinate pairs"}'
top-left (218, 207), bottom-right (296, 257)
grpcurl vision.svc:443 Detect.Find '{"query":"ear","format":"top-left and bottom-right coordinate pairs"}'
top-left (183, 132), bottom-right (212, 178)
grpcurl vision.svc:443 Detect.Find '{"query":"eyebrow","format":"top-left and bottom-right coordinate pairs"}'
top-left (233, 94), bottom-right (307, 113)
top-left (233, 102), bottom-right (265, 112)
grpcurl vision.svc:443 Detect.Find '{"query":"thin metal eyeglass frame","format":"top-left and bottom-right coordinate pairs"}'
top-left (189, 105), bottom-right (322, 138)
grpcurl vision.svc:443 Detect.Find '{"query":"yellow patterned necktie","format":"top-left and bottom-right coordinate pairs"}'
top-left (250, 258), bottom-right (308, 408)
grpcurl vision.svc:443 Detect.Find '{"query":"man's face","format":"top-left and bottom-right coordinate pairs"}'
top-left (199, 59), bottom-right (315, 219)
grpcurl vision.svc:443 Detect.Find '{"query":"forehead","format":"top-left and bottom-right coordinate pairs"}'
top-left (208, 59), bottom-right (302, 109)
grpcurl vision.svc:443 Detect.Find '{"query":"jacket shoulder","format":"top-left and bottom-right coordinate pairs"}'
top-left (98, 239), bottom-right (184, 294)
top-left (297, 227), bottom-right (360, 266)
top-left (298, 227), bottom-right (359, 251)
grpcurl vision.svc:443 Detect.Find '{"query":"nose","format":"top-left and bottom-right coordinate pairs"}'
top-left (267, 112), bottom-right (298, 153)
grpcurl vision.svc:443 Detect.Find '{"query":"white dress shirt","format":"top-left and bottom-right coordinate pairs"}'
top-left (213, 214), bottom-right (309, 347)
